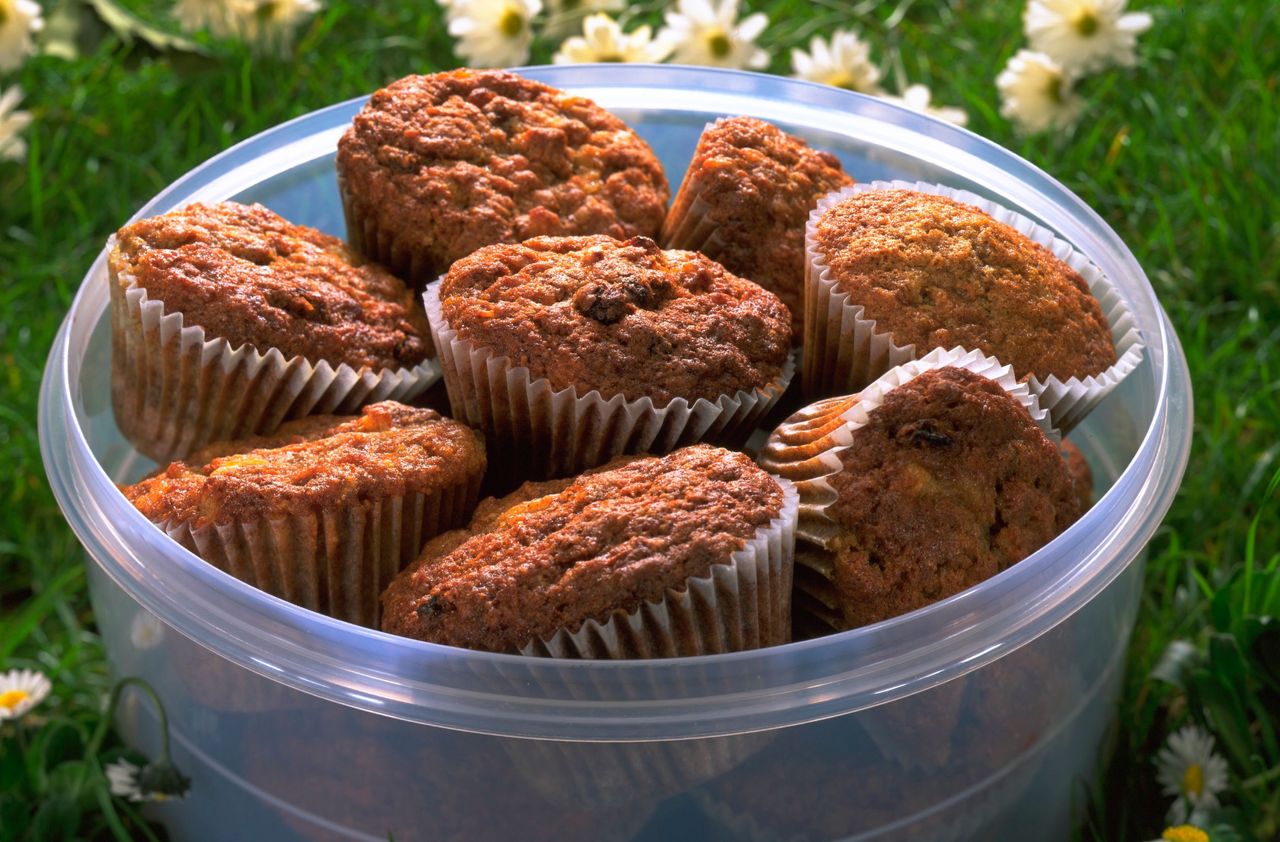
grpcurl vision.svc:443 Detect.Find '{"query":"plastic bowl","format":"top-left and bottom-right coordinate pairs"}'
top-left (40, 66), bottom-right (1191, 841)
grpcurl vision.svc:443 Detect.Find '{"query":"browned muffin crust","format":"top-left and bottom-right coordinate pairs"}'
top-left (1061, 437), bottom-right (1094, 511)
top-left (381, 445), bottom-right (783, 652)
top-left (439, 234), bottom-right (792, 404)
top-left (813, 189), bottom-right (1116, 380)
top-left (337, 69), bottom-right (669, 285)
top-left (123, 401), bottom-right (485, 528)
top-left (111, 202), bottom-right (432, 370)
top-left (662, 116), bottom-right (852, 337)
top-left (824, 367), bottom-right (1080, 628)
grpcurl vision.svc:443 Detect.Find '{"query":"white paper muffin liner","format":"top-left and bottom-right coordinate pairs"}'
top-left (160, 474), bottom-right (481, 628)
top-left (108, 249), bottom-right (441, 464)
top-left (802, 180), bottom-right (1145, 432)
top-left (521, 476), bottom-right (798, 659)
top-left (424, 281), bottom-right (796, 479)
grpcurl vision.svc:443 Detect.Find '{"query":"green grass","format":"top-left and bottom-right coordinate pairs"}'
top-left (1, 0), bottom-right (1277, 839)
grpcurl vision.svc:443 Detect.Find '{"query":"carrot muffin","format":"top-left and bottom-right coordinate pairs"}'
top-left (336, 69), bottom-right (669, 287)
top-left (110, 201), bottom-right (437, 461)
top-left (1061, 437), bottom-right (1095, 511)
top-left (123, 401), bottom-right (485, 627)
top-left (763, 365), bottom-right (1079, 631)
top-left (805, 188), bottom-right (1118, 395)
top-left (662, 116), bottom-right (852, 336)
top-left (429, 234), bottom-right (794, 476)
top-left (381, 445), bottom-right (795, 656)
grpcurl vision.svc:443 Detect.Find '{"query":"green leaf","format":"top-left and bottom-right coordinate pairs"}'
top-left (0, 792), bottom-right (31, 839)
top-left (1188, 667), bottom-right (1259, 776)
top-left (83, 0), bottom-right (205, 55)
top-left (29, 794), bottom-right (81, 842)
top-left (1208, 632), bottom-right (1251, 693)
top-left (1250, 619), bottom-right (1280, 690)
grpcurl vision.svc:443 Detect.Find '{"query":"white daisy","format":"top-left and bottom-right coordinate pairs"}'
top-left (171, 0), bottom-right (253, 39)
top-left (1155, 725), bottom-right (1230, 824)
top-left (1025, 0), bottom-right (1153, 74)
top-left (553, 14), bottom-right (672, 65)
top-left (996, 49), bottom-right (1084, 134)
top-left (882, 83), bottom-right (968, 126)
top-left (448, 0), bottom-right (541, 69)
top-left (106, 758), bottom-right (192, 802)
top-left (790, 29), bottom-right (882, 94)
top-left (659, 0), bottom-right (768, 71)
top-left (1146, 826), bottom-right (1210, 842)
top-left (0, 668), bottom-right (52, 720)
top-left (130, 611), bottom-right (166, 651)
top-left (239, 0), bottom-right (321, 54)
top-left (0, 85), bottom-right (32, 164)
top-left (541, 0), bottom-right (623, 42)
top-left (0, 0), bottom-right (44, 73)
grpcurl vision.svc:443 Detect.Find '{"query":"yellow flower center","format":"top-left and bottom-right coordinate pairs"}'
top-left (1073, 8), bottom-right (1100, 36)
top-left (822, 72), bottom-right (864, 93)
top-left (1162, 826), bottom-right (1209, 842)
top-left (0, 689), bottom-right (29, 711)
top-left (706, 29), bottom-right (732, 59)
top-left (499, 7), bottom-right (526, 38)
top-left (1045, 73), bottom-right (1064, 104)
top-left (255, 1), bottom-right (281, 23)
top-left (1182, 762), bottom-right (1204, 797)
top-left (597, 54), bottom-right (623, 62)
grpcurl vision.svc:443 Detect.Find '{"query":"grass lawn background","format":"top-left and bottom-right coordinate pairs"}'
top-left (1, 0), bottom-right (1277, 839)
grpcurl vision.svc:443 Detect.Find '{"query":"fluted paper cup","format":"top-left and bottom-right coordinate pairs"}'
top-left (109, 250), bottom-right (441, 464)
top-left (802, 180), bottom-right (1144, 431)
top-left (424, 281), bottom-right (795, 479)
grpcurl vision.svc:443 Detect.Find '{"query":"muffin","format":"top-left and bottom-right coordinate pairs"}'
top-left (760, 348), bottom-right (1078, 632)
top-left (803, 182), bottom-right (1143, 430)
top-left (381, 445), bottom-right (797, 657)
top-left (123, 401), bottom-right (485, 627)
top-left (427, 234), bottom-right (794, 478)
top-left (662, 116), bottom-right (853, 337)
top-left (1062, 437), bottom-right (1095, 511)
top-left (109, 201), bottom-right (439, 462)
top-left (336, 69), bottom-right (669, 287)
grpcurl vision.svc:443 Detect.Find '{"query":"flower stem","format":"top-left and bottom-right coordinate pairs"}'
top-left (86, 677), bottom-right (173, 763)
top-left (1242, 763), bottom-right (1280, 791)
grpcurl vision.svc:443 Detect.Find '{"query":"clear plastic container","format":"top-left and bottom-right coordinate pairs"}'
top-left (39, 66), bottom-right (1192, 841)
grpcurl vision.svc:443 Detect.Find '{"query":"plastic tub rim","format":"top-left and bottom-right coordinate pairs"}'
top-left (39, 65), bottom-right (1192, 741)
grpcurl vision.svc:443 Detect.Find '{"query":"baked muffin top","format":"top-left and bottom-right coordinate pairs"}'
top-left (336, 69), bottom-right (669, 282)
top-left (381, 445), bottom-right (783, 652)
top-left (111, 201), bottom-right (432, 370)
top-left (662, 116), bottom-right (852, 336)
top-left (821, 367), bottom-right (1080, 628)
top-left (438, 234), bottom-right (792, 404)
top-left (123, 401), bottom-right (485, 528)
top-left (812, 189), bottom-right (1116, 380)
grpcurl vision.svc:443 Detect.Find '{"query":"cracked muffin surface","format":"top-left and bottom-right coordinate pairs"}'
top-left (111, 201), bottom-right (432, 370)
top-left (662, 116), bottom-right (852, 337)
top-left (381, 445), bottom-right (783, 652)
top-left (821, 367), bottom-right (1080, 628)
top-left (438, 234), bottom-right (792, 404)
top-left (812, 189), bottom-right (1116, 381)
top-left (123, 401), bottom-right (485, 529)
top-left (337, 69), bottom-right (669, 285)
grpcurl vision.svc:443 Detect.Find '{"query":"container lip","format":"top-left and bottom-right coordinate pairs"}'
top-left (40, 65), bottom-right (1192, 740)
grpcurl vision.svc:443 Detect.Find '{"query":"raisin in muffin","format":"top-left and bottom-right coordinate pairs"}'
top-left (382, 445), bottom-right (795, 657)
top-left (337, 69), bottom-right (669, 287)
top-left (662, 116), bottom-right (852, 337)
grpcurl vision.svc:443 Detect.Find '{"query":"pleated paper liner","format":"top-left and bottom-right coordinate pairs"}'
top-left (108, 252), bottom-right (441, 464)
top-left (424, 281), bottom-right (796, 480)
top-left (802, 180), bottom-right (1145, 433)
top-left (160, 473), bottom-right (481, 630)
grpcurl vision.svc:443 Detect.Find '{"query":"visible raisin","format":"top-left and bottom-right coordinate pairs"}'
top-left (903, 420), bottom-right (953, 448)
top-left (416, 595), bottom-right (448, 621)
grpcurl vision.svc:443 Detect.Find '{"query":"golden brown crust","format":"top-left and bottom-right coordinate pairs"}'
top-left (381, 445), bottom-right (783, 652)
top-left (439, 234), bottom-right (792, 404)
top-left (813, 189), bottom-right (1116, 381)
top-left (123, 401), bottom-right (485, 528)
top-left (824, 368), bottom-right (1080, 628)
top-left (336, 69), bottom-right (669, 285)
top-left (111, 202), bottom-right (432, 370)
top-left (1061, 437), bottom-right (1094, 511)
top-left (662, 116), bottom-right (852, 337)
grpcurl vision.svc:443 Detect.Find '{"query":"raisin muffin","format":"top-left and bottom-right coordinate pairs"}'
top-left (123, 401), bottom-right (485, 627)
top-left (427, 234), bottom-right (794, 477)
top-left (1061, 437), bottom-right (1095, 511)
top-left (336, 69), bottom-right (669, 287)
top-left (760, 351), bottom-right (1078, 631)
top-left (110, 201), bottom-right (438, 462)
top-left (804, 186), bottom-right (1122, 403)
top-left (662, 116), bottom-right (852, 337)
top-left (381, 445), bottom-right (797, 657)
